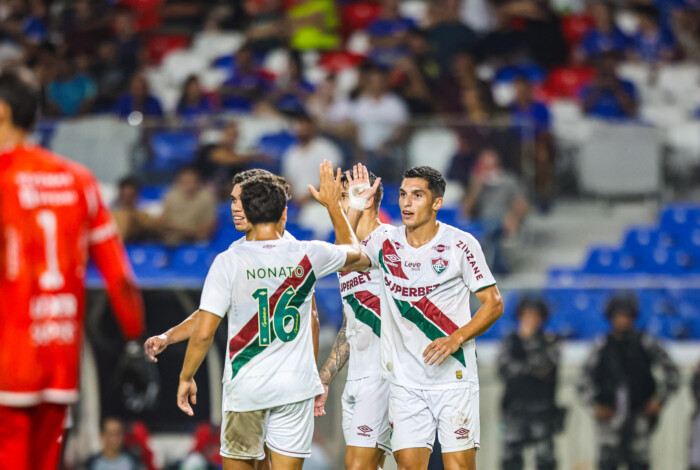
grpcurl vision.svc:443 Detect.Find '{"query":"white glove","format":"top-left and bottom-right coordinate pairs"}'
top-left (348, 182), bottom-right (370, 210)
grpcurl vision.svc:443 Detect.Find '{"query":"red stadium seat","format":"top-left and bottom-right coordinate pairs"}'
top-left (543, 66), bottom-right (596, 99)
top-left (561, 14), bottom-right (594, 48)
top-left (342, 2), bottom-right (382, 33)
top-left (146, 33), bottom-right (190, 64)
top-left (118, 0), bottom-right (164, 31)
top-left (319, 50), bottom-right (366, 73)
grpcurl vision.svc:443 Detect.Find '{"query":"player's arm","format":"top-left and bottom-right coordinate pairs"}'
top-left (177, 310), bottom-right (222, 416)
top-left (308, 160), bottom-right (363, 268)
top-left (314, 316), bottom-right (350, 417)
top-left (423, 285), bottom-right (504, 366)
top-left (144, 310), bottom-right (201, 362)
top-left (86, 177), bottom-right (144, 340)
top-left (311, 297), bottom-right (320, 360)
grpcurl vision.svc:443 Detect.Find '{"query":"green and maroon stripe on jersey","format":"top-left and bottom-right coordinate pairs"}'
top-left (343, 290), bottom-right (381, 337)
top-left (228, 256), bottom-right (316, 379)
top-left (393, 296), bottom-right (466, 366)
top-left (378, 240), bottom-right (408, 279)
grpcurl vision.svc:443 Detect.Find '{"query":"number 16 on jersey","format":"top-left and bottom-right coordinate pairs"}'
top-left (252, 287), bottom-right (301, 346)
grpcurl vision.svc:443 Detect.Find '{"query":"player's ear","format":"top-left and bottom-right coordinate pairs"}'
top-left (281, 206), bottom-right (288, 223)
top-left (432, 196), bottom-right (443, 212)
top-left (364, 196), bottom-right (374, 211)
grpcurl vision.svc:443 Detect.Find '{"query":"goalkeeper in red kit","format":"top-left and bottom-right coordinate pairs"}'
top-left (0, 66), bottom-right (145, 469)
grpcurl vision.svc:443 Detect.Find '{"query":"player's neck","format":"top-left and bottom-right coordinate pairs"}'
top-left (247, 223), bottom-right (283, 241)
top-left (0, 127), bottom-right (27, 151)
top-left (355, 211), bottom-right (381, 241)
top-left (405, 217), bottom-right (439, 248)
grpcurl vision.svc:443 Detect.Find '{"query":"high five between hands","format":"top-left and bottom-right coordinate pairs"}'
top-left (308, 161), bottom-right (381, 210)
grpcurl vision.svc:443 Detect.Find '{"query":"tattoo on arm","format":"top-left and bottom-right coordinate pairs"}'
top-left (319, 317), bottom-right (350, 386)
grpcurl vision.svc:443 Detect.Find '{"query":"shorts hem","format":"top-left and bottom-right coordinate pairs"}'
top-left (220, 449), bottom-right (265, 461)
top-left (266, 441), bottom-right (311, 459)
top-left (345, 441), bottom-right (391, 452)
top-left (391, 442), bottom-right (434, 453)
top-left (377, 442), bottom-right (392, 453)
top-left (440, 442), bottom-right (480, 453)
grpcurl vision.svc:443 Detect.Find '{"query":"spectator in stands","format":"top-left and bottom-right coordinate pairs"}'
top-left (60, 0), bottom-right (111, 59)
top-left (629, 5), bottom-right (676, 63)
top-left (498, 297), bottom-right (563, 470)
top-left (244, 0), bottom-right (287, 54)
top-left (92, 40), bottom-right (131, 113)
top-left (45, 55), bottom-right (97, 116)
top-left (366, 0), bottom-right (417, 67)
top-left (219, 44), bottom-right (271, 112)
top-left (83, 417), bottom-right (142, 470)
top-left (306, 75), bottom-right (353, 132)
top-left (391, 28), bottom-right (439, 116)
top-left (261, 52), bottom-right (315, 115)
top-left (112, 9), bottom-right (144, 75)
top-left (287, 0), bottom-right (341, 51)
top-left (671, 8), bottom-right (700, 62)
top-left (346, 66), bottom-right (409, 180)
top-left (0, 0), bottom-right (48, 46)
top-left (579, 293), bottom-right (680, 470)
top-left (426, 0), bottom-right (478, 72)
top-left (691, 364), bottom-right (700, 470)
top-left (195, 121), bottom-right (260, 186)
top-left (281, 112), bottom-right (342, 206)
top-left (462, 148), bottom-right (529, 273)
top-left (158, 165), bottom-right (217, 245)
top-left (580, 53), bottom-right (638, 119)
top-left (447, 135), bottom-right (478, 186)
top-left (436, 49), bottom-right (492, 113)
top-left (176, 75), bottom-right (216, 120)
top-left (112, 177), bottom-right (156, 243)
top-left (114, 74), bottom-right (164, 119)
top-left (510, 76), bottom-right (555, 209)
top-left (578, 1), bottom-right (630, 62)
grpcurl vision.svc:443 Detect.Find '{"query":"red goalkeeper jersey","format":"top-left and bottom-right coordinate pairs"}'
top-left (0, 144), bottom-right (145, 407)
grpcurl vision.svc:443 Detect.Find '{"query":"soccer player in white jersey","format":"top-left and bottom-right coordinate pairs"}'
top-left (314, 167), bottom-right (392, 470)
top-left (334, 166), bottom-right (504, 470)
top-left (143, 170), bottom-right (317, 360)
top-left (176, 162), bottom-right (370, 470)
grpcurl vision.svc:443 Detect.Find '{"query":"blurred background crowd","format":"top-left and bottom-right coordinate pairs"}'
top-left (9, 0), bottom-right (700, 468)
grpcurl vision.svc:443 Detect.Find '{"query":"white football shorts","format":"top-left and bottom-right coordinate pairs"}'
top-left (342, 375), bottom-right (391, 452)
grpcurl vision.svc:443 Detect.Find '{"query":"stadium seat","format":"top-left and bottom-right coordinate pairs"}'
top-left (622, 225), bottom-right (673, 254)
top-left (640, 104), bottom-right (689, 129)
top-left (543, 66), bottom-right (595, 98)
top-left (657, 64), bottom-right (700, 102)
top-left (346, 30), bottom-right (371, 55)
top-left (640, 248), bottom-right (693, 274)
top-left (256, 131), bottom-right (297, 174)
top-left (235, 117), bottom-right (289, 150)
top-left (148, 131), bottom-right (199, 172)
top-left (170, 246), bottom-right (217, 278)
top-left (127, 246), bottom-right (170, 278)
top-left (161, 50), bottom-right (209, 87)
top-left (583, 245), bottom-right (637, 274)
top-left (211, 226), bottom-right (242, 251)
top-left (140, 185), bottom-right (168, 202)
top-left (341, 3), bottom-right (382, 33)
top-left (560, 14), bottom-right (594, 48)
top-left (660, 204), bottom-right (700, 235)
top-left (399, 0), bottom-right (428, 26)
top-left (492, 81), bottom-right (515, 107)
top-left (494, 64), bottom-right (547, 84)
top-left (319, 51), bottom-right (366, 73)
top-left (146, 34), bottom-right (190, 64)
top-left (191, 32), bottom-right (245, 61)
top-left (407, 128), bottom-right (459, 176)
top-left (263, 48), bottom-right (291, 77)
top-left (285, 224), bottom-right (315, 241)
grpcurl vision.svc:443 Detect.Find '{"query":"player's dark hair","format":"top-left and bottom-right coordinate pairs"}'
top-left (232, 169), bottom-right (292, 201)
top-left (0, 66), bottom-right (40, 131)
top-left (403, 166), bottom-right (446, 198)
top-left (340, 170), bottom-right (383, 210)
top-left (240, 176), bottom-right (288, 225)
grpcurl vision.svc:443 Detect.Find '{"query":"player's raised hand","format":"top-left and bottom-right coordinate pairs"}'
top-left (423, 334), bottom-right (462, 366)
top-left (308, 160), bottom-right (342, 208)
top-left (314, 384), bottom-right (329, 417)
top-left (177, 377), bottom-right (197, 416)
top-left (144, 334), bottom-right (169, 362)
top-left (345, 163), bottom-right (381, 211)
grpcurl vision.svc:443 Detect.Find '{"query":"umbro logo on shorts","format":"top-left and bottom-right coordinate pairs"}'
top-left (455, 428), bottom-right (470, 440)
top-left (357, 425), bottom-right (373, 437)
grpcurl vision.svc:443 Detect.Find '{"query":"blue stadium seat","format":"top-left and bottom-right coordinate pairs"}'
top-left (286, 224), bottom-right (314, 241)
top-left (255, 131), bottom-right (297, 174)
top-left (583, 246), bottom-right (637, 274)
top-left (221, 96), bottom-right (253, 112)
top-left (622, 226), bottom-right (672, 254)
top-left (659, 204), bottom-right (700, 235)
top-left (314, 284), bottom-right (344, 329)
top-left (640, 248), bottom-right (693, 274)
top-left (170, 246), bottom-right (217, 278)
top-left (126, 245), bottom-right (170, 278)
top-left (211, 226), bottom-right (242, 251)
top-left (494, 64), bottom-right (547, 84)
top-left (139, 184), bottom-right (168, 202)
top-left (218, 202), bottom-right (234, 227)
top-left (148, 131), bottom-right (199, 172)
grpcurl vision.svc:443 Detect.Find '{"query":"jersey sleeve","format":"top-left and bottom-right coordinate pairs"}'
top-left (304, 240), bottom-right (348, 278)
top-left (459, 234), bottom-right (496, 293)
top-left (85, 173), bottom-right (145, 340)
top-left (360, 230), bottom-right (384, 269)
top-left (199, 253), bottom-right (232, 318)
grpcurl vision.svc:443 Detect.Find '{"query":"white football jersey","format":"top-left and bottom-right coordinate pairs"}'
top-left (361, 223), bottom-right (496, 390)
top-left (337, 224), bottom-right (393, 381)
top-left (200, 238), bottom-right (348, 412)
top-left (230, 230), bottom-right (296, 247)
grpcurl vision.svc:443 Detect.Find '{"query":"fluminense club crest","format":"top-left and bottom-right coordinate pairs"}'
top-left (432, 257), bottom-right (448, 275)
